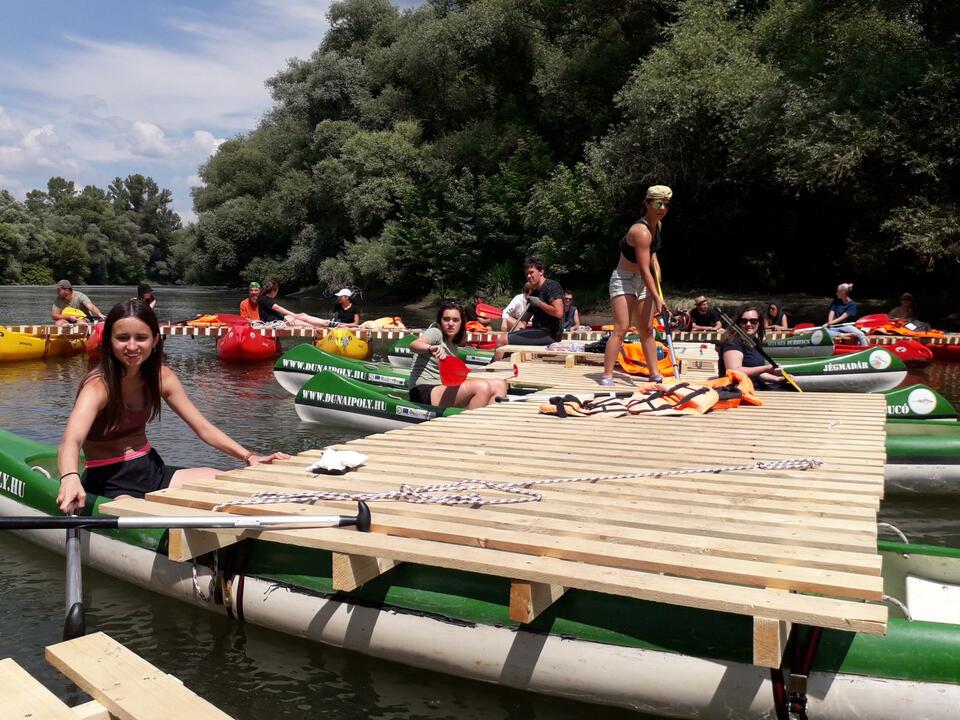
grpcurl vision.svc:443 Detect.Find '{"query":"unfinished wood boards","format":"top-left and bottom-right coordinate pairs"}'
top-left (0, 657), bottom-right (77, 720)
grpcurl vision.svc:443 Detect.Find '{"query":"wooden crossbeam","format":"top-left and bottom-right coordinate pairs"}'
top-left (45, 632), bottom-right (233, 720)
top-left (168, 528), bottom-right (242, 562)
top-left (510, 581), bottom-right (567, 623)
top-left (332, 553), bottom-right (399, 591)
top-left (753, 616), bottom-right (792, 668)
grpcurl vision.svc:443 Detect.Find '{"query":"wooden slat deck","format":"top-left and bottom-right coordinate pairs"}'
top-left (104, 375), bottom-right (889, 653)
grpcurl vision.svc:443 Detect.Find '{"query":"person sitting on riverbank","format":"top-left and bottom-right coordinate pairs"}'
top-left (764, 300), bottom-right (788, 330)
top-left (889, 292), bottom-right (915, 321)
top-left (51, 280), bottom-right (105, 326)
top-left (56, 300), bottom-right (289, 513)
top-left (333, 289), bottom-right (360, 325)
top-left (718, 305), bottom-right (786, 389)
top-left (408, 302), bottom-right (508, 409)
top-left (825, 283), bottom-right (868, 346)
top-left (562, 292), bottom-right (581, 330)
top-left (688, 295), bottom-right (722, 331)
top-left (239, 281), bottom-right (261, 320)
top-left (494, 257), bottom-right (564, 360)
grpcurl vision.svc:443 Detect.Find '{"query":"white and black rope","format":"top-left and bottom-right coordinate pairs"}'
top-left (213, 458), bottom-right (823, 510)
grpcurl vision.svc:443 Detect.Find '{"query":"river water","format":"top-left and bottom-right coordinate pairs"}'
top-left (1, 285), bottom-right (958, 718)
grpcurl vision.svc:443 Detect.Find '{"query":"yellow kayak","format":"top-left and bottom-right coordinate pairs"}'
top-left (0, 325), bottom-right (85, 362)
top-left (315, 328), bottom-right (371, 360)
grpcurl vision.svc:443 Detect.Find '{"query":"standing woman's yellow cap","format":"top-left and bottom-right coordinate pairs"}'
top-left (646, 185), bottom-right (673, 200)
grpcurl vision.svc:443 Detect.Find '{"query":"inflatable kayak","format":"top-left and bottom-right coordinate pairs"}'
top-left (884, 384), bottom-right (957, 422)
top-left (764, 329), bottom-right (835, 358)
top-left (216, 326), bottom-right (281, 362)
top-left (835, 339), bottom-right (932, 368)
top-left (295, 370), bottom-right (463, 431)
top-left (885, 419), bottom-right (960, 494)
top-left (387, 335), bottom-right (494, 369)
top-left (2, 426), bottom-right (958, 719)
top-left (315, 328), bottom-right (370, 360)
top-left (780, 348), bottom-right (907, 393)
top-left (274, 344), bottom-right (411, 395)
top-left (0, 325), bottom-right (85, 362)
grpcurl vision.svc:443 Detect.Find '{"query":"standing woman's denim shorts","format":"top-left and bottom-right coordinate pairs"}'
top-left (609, 269), bottom-right (648, 299)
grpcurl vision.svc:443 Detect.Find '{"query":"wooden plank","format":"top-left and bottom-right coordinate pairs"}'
top-left (0, 657), bottom-right (76, 720)
top-left (93, 500), bottom-right (891, 634)
top-left (45, 632), bottom-right (234, 720)
top-left (510, 581), bottom-right (567, 623)
top-left (71, 701), bottom-right (110, 720)
top-left (168, 528), bottom-right (241, 562)
top-left (754, 615), bottom-right (792, 668)
top-left (332, 552), bottom-right (399, 591)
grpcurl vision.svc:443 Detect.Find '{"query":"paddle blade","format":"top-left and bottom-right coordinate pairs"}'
top-left (476, 303), bottom-right (503, 319)
top-left (439, 355), bottom-right (470, 386)
top-left (857, 313), bottom-right (891, 328)
top-left (793, 323), bottom-right (815, 330)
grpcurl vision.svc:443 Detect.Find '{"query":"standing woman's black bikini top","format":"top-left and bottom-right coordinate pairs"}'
top-left (620, 218), bottom-right (662, 264)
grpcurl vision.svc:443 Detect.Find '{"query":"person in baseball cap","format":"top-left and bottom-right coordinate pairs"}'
top-left (333, 288), bottom-right (360, 325)
top-left (52, 280), bottom-right (105, 325)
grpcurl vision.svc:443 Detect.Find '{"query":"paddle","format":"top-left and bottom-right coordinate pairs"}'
top-left (0, 501), bottom-right (372, 532)
top-left (63, 512), bottom-right (85, 641)
top-left (439, 354), bottom-right (470, 386)
top-left (856, 313), bottom-right (891, 328)
top-left (653, 277), bottom-right (680, 380)
top-left (717, 310), bottom-right (803, 393)
top-left (475, 303), bottom-right (503, 320)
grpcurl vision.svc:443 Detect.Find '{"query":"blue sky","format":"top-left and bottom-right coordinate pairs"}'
top-left (0, 1), bottom-right (417, 222)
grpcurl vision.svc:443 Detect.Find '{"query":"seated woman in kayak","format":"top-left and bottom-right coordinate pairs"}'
top-left (408, 302), bottom-right (509, 410)
top-left (718, 306), bottom-right (787, 389)
top-left (825, 283), bottom-right (868, 346)
top-left (56, 300), bottom-right (289, 514)
top-left (763, 300), bottom-right (788, 330)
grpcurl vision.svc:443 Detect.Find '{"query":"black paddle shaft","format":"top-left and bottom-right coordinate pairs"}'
top-left (717, 310), bottom-right (780, 369)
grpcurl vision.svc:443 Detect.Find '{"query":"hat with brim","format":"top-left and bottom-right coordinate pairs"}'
top-left (693, 295), bottom-right (708, 305)
top-left (335, 288), bottom-right (353, 298)
top-left (56, 279), bottom-right (72, 290)
top-left (646, 185), bottom-right (673, 200)
top-left (900, 292), bottom-right (913, 300)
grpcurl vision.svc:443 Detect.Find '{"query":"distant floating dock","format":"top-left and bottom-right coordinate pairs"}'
top-left (104, 356), bottom-right (889, 668)
top-left (6, 322), bottom-right (960, 350)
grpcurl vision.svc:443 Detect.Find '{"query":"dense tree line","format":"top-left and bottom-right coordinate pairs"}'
top-left (3, 1), bottom-right (957, 307)
top-left (181, 0), bottom-right (958, 303)
top-left (0, 176), bottom-right (182, 285)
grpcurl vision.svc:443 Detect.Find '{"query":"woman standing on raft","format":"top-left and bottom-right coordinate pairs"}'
top-left (409, 302), bottom-right (509, 409)
top-left (56, 300), bottom-right (289, 513)
top-left (600, 185), bottom-right (672, 386)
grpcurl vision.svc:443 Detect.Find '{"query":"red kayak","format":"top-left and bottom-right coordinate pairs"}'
top-left (216, 326), bottom-right (280, 362)
top-left (85, 323), bottom-right (105, 358)
top-left (833, 339), bottom-right (933, 368)
top-left (929, 343), bottom-right (960, 362)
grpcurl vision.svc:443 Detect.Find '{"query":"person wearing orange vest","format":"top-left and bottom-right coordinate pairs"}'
top-left (239, 282), bottom-right (261, 320)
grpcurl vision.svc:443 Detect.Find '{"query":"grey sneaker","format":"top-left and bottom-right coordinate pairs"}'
top-left (598, 376), bottom-right (615, 387)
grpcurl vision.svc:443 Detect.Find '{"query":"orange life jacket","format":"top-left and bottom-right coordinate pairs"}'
top-left (617, 341), bottom-right (676, 377)
top-left (705, 370), bottom-right (763, 410)
top-left (239, 299), bottom-right (259, 321)
top-left (538, 378), bottom-right (719, 418)
top-left (186, 314), bottom-right (225, 327)
top-left (466, 320), bottom-right (490, 333)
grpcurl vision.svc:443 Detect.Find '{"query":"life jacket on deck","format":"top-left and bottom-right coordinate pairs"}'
top-left (186, 314), bottom-right (225, 327)
top-left (618, 341), bottom-right (676, 377)
top-left (538, 378), bottom-right (722, 418)
top-left (705, 370), bottom-right (763, 410)
top-left (360, 316), bottom-right (405, 329)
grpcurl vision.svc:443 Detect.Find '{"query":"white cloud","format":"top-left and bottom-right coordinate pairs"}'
top-left (191, 130), bottom-right (225, 157)
top-left (186, 174), bottom-right (205, 188)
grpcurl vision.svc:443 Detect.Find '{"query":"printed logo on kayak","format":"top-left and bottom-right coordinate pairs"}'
top-left (868, 350), bottom-right (892, 370)
top-left (395, 406), bottom-right (435, 420)
top-left (282, 359), bottom-right (389, 384)
top-left (810, 329), bottom-right (824, 345)
top-left (0, 471), bottom-right (26, 498)
top-left (906, 387), bottom-right (937, 415)
top-left (368, 373), bottom-right (406, 387)
top-left (822, 360), bottom-right (868, 373)
top-left (301, 391), bottom-right (387, 412)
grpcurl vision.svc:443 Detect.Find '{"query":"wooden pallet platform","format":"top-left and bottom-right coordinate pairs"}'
top-left (1, 632), bottom-right (231, 719)
top-left (103, 387), bottom-right (888, 668)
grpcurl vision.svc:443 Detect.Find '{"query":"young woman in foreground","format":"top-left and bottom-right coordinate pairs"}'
top-left (57, 300), bottom-right (289, 513)
top-left (408, 302), bottom-right (509, 409)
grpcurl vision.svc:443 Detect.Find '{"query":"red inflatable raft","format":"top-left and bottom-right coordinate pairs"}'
top-left (85, 322), bottom-right (105, 358)
top-left (216, 326), bottom-right (280, 362)
top-left (833, 339), bottom-right (933, 368)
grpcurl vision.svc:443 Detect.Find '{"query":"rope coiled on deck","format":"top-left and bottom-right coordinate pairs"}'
top-left (213, 458), bottom-right (823, 510)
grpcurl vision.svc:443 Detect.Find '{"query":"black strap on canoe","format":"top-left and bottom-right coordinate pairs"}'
top-left (772, 624), bottom-right (824, 720)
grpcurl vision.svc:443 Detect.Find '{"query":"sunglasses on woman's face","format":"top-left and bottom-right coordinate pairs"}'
top-left (650, 200), bottom-right (671, 209)
top-left (738, 317), bottom-right (760, 326)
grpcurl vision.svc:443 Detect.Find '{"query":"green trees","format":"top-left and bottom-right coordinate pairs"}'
top-left (0, 176), bottom-right (181, 285)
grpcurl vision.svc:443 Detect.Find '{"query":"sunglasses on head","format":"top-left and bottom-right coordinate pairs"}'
top-left (738, 317), bottom-right (760, 326)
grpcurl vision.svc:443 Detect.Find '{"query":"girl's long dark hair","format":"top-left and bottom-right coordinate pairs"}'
top-left (81, 300), bottom-right (163, 432)
top-left (721, 305), bottom-right (766, 346)
top-left (437, 301), bottom-right (466, 345)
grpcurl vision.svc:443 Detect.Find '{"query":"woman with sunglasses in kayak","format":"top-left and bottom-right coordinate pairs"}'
top-left (56, 300), bottom-right (290, 514)
top-left (600, 185), bottom-right (672, 386)
top-left (408, 302), bottom-right (509, 409)
top-left (718, 305), bottom-right (786, 389)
